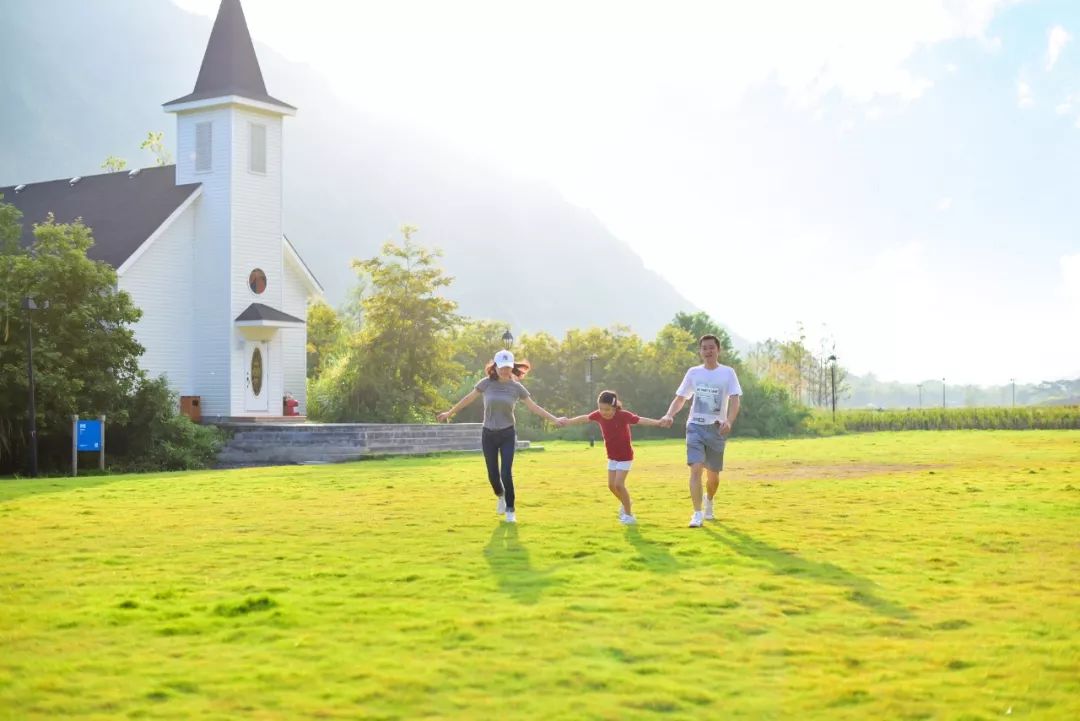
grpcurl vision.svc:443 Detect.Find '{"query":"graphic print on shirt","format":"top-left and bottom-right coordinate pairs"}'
top-left (690, 383), bottom-right (725, 425)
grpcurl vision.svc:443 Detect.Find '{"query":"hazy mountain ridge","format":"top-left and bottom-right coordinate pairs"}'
top-left (0, 0), bottom-right (696, 339)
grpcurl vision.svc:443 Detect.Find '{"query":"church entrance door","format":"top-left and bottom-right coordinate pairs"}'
top-left (244, 340), bottom-right (269, 412)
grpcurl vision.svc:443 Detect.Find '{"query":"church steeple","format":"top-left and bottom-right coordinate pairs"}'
top-left (164, 0), bottom-right (294, 112)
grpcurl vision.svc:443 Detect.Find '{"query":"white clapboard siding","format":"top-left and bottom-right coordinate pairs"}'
top-left (176, 107), bottom-right (234, 417)
top-left (229, 107), bottom-right (285, 415)
top-left (282, 250), bottom-right (310, 414)
top-left (117, 201), bottom-right (198, 393)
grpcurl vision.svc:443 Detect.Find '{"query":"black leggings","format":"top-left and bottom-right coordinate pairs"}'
top-left (481, 426), bottom-right (517, 511)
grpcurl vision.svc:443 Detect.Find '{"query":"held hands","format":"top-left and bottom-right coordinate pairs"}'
top-left (555, 416), bottom-right (569, 428)
top-left (659, 415), bottom-right (674, 428)
top-left (436, 411), bottom-right (451, 423)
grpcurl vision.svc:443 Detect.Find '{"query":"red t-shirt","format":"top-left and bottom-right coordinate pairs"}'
top-left (588, 409), bottom-right (640, 461)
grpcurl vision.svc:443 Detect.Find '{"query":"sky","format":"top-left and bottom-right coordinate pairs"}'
top-left (174, 0), bottom-right (1080, 385)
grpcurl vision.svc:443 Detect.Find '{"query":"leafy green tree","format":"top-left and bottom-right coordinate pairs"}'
top-left (140, 131), bottom-right (172, 166)
top-left (101, 155), bottom-right (128, 172)
top-left (672, 310), bottom-right (737, 361)
top-left (0, 207), bottom-right (144, 472)
top-left (308, 226), bottom-right (460, 422)
top-left (305, 299), bottom-right (342, 378)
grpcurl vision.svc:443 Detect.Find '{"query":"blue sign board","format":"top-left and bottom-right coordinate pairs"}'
top-left (77, 420), bottom-right (102, 451)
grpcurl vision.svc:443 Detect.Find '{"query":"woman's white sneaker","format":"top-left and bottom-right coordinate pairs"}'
top-left (496, 495), bottom-right (507, 515)
top-left (505, 510), bottom-right (517, 523)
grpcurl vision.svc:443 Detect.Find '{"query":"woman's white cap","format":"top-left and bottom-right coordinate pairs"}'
top-left (494, 350), bottom-right (515, 368)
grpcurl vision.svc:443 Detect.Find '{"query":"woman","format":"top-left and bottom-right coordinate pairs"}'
top-left (437, 349), bottom-right (560, 523)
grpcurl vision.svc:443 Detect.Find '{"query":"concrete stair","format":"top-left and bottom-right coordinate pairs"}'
top-left (214, 422), bottom-right (534, 467)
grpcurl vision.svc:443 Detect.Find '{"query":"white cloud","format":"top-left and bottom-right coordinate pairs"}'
top-left (1017, 80), bottom-right (1033, 107)
top-left (1046, 25), bottom-right (1071, 71)
top-left (937, 196), bottom-right (953, 211)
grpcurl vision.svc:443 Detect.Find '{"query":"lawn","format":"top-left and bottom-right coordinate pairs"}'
top-left (1, 431), bottom-right (1077, 720)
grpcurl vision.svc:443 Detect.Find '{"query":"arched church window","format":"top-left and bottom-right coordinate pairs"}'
top-left (249, 268), bottom-right (267, 294)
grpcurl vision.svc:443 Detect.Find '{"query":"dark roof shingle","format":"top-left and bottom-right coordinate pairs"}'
top-left (236, 303), bottom-right (303, 324)
top-left (0, 166), bottom-right (201, 269)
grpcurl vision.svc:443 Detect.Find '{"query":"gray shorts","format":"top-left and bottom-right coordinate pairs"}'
top-left (686, 423), bottom-right (727, 471)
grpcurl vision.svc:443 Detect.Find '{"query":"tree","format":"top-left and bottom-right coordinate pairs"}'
top-left (305, 299), bottom-right (342, 378)
top-left (101, 155), bottom-right (128, 172)
top-left (671, 311), bottom-right (737, 361)
top-left (140, 131), bottom-right (172, 166)
top-left (0, 205), bottom-right (145, 472)
top-left (308, 226), bottom-right (460, 422)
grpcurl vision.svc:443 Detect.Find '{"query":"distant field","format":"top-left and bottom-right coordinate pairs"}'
top-left (1, 431), bottom-right (1077, 720)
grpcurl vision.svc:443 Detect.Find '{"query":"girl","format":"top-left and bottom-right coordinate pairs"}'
top-left (559, 390), bottom-right (663, 524)
top-left (437, 350), bottom-right (560, 523)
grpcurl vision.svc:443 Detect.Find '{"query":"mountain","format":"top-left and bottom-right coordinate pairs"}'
top-left (0, 0), bottom-right (696, 339)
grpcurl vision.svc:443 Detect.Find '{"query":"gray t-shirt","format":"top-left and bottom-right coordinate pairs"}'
top-left (474, 377), bottom-right (531, 430)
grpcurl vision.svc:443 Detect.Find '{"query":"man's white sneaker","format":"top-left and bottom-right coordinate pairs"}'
top-left (497, 496), bottom-right (507, 515)
top-left (505, 510), bottom-right (517, 523)
top-left (688, 511), bottom-right (704, 528)
top-left (619, 513), bottom-right (637, 525)
top-left (704, 497), bottom-right (715, 521)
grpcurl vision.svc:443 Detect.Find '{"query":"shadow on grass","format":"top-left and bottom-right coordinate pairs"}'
top-left (484, 523), bottom-right (561, 605)
top-left (704, 523), bottom-right (912, 619)
top-left (0, 474), bottom-right (137, 503)
top-left (623, 525), bottom-right (681, 574)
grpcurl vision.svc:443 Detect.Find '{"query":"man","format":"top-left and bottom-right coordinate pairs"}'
top-left (660, 334), bottom-right (742, 528)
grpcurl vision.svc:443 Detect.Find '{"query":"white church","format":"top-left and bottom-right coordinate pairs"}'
top-left (2, 0), bottom-right (321, 421)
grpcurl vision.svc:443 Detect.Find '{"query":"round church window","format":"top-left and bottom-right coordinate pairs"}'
top-left (249, 268), bottom-right (267, 294)
top-left (251, 347), bottom-right (263, 396)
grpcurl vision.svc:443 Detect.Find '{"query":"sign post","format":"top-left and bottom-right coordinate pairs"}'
top-left (72, 415), bottom-right (106, 476)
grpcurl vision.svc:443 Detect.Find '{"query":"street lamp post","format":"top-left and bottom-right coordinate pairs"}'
top-left (501, 329), bottom-right (513, 350)
top-left (917, 383), bottom-right (923, 408)
top-left (587, 354), bottom-right (598, 447)
top-left (1010, 378), bottom-right (1016, 408)
top-left (22, 297), bottom-right (44, 478)
top-left (942, 377), bottom-right (946, 409)
top-left (826, 354), bottom-right (837, 422)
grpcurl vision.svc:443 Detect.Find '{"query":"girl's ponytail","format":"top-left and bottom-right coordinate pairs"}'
top-left (597, 390), bottom-right (622, 410)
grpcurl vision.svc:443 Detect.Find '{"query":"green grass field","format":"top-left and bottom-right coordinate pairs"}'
top-left (1, 431), bottom-right (1078, 720)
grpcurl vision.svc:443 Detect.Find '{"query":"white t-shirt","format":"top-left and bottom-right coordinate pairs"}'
top-left (676, 364), bottom-right (742, 427)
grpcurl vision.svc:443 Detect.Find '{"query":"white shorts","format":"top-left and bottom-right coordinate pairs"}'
top-left (607, 460), bottom-right (633, 472)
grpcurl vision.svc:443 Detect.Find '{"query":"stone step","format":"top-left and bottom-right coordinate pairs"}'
top-left (213, 421), bottom-right (494, 467)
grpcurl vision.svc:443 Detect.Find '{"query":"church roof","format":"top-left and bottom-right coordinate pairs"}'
top-left (163, 0), bottom-right (295, 112)
top-left (0, 166), bottom-right (201, 269)
top-left (236, 303), bottom-right (304, 324)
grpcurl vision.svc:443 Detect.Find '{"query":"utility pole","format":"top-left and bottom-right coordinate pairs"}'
top-left (22, 297), bottom-right (43, 478)
top-left (587, 354), bottom-right (599, 447)
top-left (827, 355), bottom-right (837, 421)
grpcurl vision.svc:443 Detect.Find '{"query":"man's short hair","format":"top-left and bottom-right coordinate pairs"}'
top-left (698, 334), bottom-right (722, 349)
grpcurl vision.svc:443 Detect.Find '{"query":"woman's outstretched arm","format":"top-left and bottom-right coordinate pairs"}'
top-left (437, 389), bottom-right (481, 422)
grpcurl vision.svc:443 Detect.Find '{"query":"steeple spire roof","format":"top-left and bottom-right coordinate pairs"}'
top-left (164, 0), bottom-right (294, 112)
